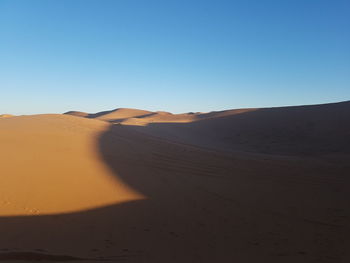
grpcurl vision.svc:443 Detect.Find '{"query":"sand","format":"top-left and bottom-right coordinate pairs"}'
top-left (0, 114), bottom-right (144, 216)
top-left (1, 102), bottom-right (349, 262)
top-left (0, 114), bottom-right (14, 118)
top-left (65, 108), bottom-right (152, 122)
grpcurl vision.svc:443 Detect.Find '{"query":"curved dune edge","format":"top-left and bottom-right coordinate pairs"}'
top-left (64, 101), bottom-right (350, 155)
top-left (0, 114), bottom-right (14, 118)
top-left (0, 114), bottom-right (145, 216)
top-left (1, 102), bottom-right (349, 262)
top-left (65, 107), bottom-right (257, 125)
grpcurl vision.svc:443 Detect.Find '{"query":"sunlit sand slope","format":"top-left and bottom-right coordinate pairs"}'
top-left (65, 108), bottom-right (152, 122)
top-left (0, 102), bottom-right (349, 262)
top-left (0, 114), bottom-right (143, 216)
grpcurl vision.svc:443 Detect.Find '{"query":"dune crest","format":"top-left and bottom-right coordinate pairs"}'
top-left (1, 101), bottom-right (349, 262)
top-left (66, 101), bottom-right (350, 155)
top-left (0, 114), bottom-right (14, 118)
top-left (65, 108), bottom-right (152, 122)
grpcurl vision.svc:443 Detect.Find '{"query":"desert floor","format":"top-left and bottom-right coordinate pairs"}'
top-left (0, 101), bottom-right (349, 262)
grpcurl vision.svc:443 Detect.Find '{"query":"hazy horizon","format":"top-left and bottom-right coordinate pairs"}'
top-left (2, 99), bottom-right (350, 117)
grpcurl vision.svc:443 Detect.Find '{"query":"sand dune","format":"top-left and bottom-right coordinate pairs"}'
top-left (69, 101), bottom-right (350, 155)
top-left (1, 102), bottom-right (349, 262)
top-left (63, 111), bottom-right (90, 118)
top-left (66, 107), bottom-right (257, 125)
top-left (0, 114), bottom-right (14, 118)
top-left (65, 108), bottom-right (152, 122)
top-left (119, 112), bottom-right (198, 126)
top-left (0, 114), bottom-right (143, 216)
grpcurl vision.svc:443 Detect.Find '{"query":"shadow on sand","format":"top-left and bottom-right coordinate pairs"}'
top-left (0, 103), bottom-right (350, 262)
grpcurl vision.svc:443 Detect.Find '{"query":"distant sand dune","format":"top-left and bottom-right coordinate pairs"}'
top-left (66, 101), bottom-right (350, 155)
top-left (125, 101), bottom-right (350, 155)
top-left (65, 108), bottom-right (152, 122)
top-left (1, 101), bottom-right (349, 262)
top-left (0, 114), bottom-right (14, 118)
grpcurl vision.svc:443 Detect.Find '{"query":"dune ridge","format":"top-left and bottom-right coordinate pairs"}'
top-left (0, 114), bottom-right (14, 118)
top-left (65, 108), bottom-right (152, 122)
top-left (1, 101), bottom-right (349, 262)
top-left (66, 101), bottom-right (350, 155)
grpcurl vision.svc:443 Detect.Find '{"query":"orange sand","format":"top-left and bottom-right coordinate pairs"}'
top-left (0, 101), bottom-right (349, 262)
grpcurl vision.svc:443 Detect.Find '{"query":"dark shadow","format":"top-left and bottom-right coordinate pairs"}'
top-left (64, 109), bottom-right (157, 121)
top-left (123, 100), bottom-right (350, 155)
top-left (1, 101), bottom-right (350, 262)
top-left (87, 109), bottom-right (117, 119)
top-left (106, 112), bottom-right (160, 124)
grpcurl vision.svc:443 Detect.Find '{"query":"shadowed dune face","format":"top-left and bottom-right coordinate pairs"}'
top-left (65, 108), bottom-right (153, 122)
top-left (66, 101), bottom-right (350, 155)
top-left (0, 102), bottom-right (350, 262)
top-left (120, 101), bottom-right (350, 155)
top-left (65, 107), bottom-right (258, 126)
top-left (63, 111), bottom-right (90, 118)
top-left (96, 125), bottom-right (350, 262)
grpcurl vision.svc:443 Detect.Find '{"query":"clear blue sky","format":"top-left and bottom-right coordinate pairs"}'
top-left (1, 0), bottom-right (349, 114)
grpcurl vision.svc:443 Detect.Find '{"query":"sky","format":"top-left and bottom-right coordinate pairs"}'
top-left (0, 0), bottom-right (349, 114)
